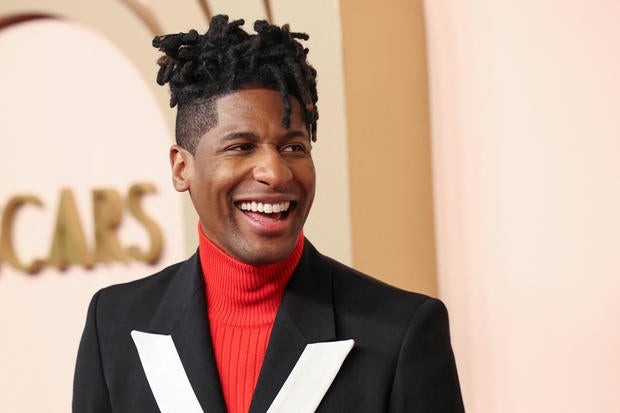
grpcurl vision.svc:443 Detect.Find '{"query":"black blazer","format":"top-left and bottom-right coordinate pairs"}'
top-left (73, 240), bottom-right (464, 412)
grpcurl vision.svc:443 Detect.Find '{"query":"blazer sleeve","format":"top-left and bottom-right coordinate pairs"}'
top-left (73, 291), bottom-right (113, 412)
top-left (389, 298), bottom-right (465, 412)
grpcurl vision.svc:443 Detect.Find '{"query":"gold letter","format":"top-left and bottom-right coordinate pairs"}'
top-left (93, 189), bottom-right (128, 263)
top-left (0, 195), bottom-right (46, 274)
top-left (126, 183), bottom-right (163, 264)
top-left (48, 189), bottom-right (94, 270)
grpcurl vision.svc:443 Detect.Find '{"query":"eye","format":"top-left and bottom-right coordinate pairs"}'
top-left (281, 143), bottom-right (309, 153)
top-left (228, 143), bottom-right (255, 151)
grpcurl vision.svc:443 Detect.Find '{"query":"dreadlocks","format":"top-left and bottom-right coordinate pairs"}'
top-left (153, 15), bottom-right (319, 154)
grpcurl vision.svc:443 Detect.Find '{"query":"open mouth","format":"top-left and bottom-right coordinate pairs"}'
top-left (236, 200), bottom-right (295, 221)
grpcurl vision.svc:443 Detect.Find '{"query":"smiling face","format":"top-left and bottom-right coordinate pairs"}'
top-left (170, 88), bottom-right (316, 265)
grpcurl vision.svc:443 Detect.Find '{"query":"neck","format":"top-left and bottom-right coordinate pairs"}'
top-left (198, 227), bottom-right (304, 326)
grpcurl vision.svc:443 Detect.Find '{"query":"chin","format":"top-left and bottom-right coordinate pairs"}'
top-left (244, 251), bottom-right (291, 266)
top-left (242, 242), bottom-right (297, 266)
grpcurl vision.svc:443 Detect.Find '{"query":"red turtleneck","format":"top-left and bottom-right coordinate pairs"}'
top-left (198, 227), bottom-right (304, 413)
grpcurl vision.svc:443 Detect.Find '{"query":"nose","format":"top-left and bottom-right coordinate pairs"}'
top-left (252, 147), bottom-right (293, 188)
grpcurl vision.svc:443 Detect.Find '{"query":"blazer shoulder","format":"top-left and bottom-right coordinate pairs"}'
top-left (94, 253), bottom-right (200, 323)
top-left (315, 250), bottom-right (448, 344)
top-left (320, 252), bottom-right (432, 310)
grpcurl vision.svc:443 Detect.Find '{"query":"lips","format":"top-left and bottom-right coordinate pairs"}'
top-left (235, 200), bottom-right (296, 233)
top-left (238, 201), bottom-right (291, 214)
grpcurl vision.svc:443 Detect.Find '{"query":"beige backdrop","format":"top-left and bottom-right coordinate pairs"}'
top-left (0, 0), bottom-right (445, 411)
top-left (0, 18), bottom-right (185, 411)
top-left (340, 0), bottom-right (438, 296)
top-left (0, 1), bottom-right (392, 411)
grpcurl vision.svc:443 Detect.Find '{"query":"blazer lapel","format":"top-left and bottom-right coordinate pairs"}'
top-left (145, 253), bottom-right (227, 413)
top-left (130, 331), bottom-right (204, 412)
top-left (249, 241), bottom-right (340, 413)
top-left (135, 243), bottom-right (350, 413)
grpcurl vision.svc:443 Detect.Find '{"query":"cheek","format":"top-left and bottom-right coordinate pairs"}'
top-left (202, 168), bottom-right (243, 212)
top-left (290, 162), bottom-right (315, 213)
top-left (300, 162), bottom-right (316, 194)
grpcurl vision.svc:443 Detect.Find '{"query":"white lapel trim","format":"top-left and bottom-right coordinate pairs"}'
top-left (267, 339), bottom-right (355, 413)
top-left (131, 330), bottom-right (204, 413)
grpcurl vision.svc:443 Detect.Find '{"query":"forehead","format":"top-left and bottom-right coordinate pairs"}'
top-left (212, 88), bottom-right (305, 131)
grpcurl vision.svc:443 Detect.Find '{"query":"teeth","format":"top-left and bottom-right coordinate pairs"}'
top-left (239, 201), bottom-right (291, 214)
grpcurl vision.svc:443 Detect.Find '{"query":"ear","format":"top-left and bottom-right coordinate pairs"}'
top-left (169, 145), bottom-right (192, 192)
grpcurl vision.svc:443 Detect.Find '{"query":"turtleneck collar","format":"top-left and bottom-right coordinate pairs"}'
top-left (198, 225), bottom-right (304, 327)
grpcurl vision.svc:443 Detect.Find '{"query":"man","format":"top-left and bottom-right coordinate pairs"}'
top-left (73, 15), bottom-right (464, 412)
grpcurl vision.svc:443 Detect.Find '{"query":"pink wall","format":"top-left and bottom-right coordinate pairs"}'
top-left (425, 1), bottom-right (620, 411)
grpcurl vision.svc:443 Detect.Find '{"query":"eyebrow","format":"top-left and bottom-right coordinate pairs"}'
top-left (221, 132), bottom-right (260, 142)
top-left (221, 129), bottom-right (309, 142)
top-left (282, 129), bottom-right (309, 140)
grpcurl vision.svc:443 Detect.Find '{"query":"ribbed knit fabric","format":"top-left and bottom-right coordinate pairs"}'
top-left (198, 227), bottom-right (304, 413)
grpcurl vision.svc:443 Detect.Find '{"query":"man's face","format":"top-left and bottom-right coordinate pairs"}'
top-left (170, 88), bottom-right (316, 265)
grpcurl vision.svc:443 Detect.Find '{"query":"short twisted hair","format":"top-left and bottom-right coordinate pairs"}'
top-left (153, 15), bottom-right (319, 153)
